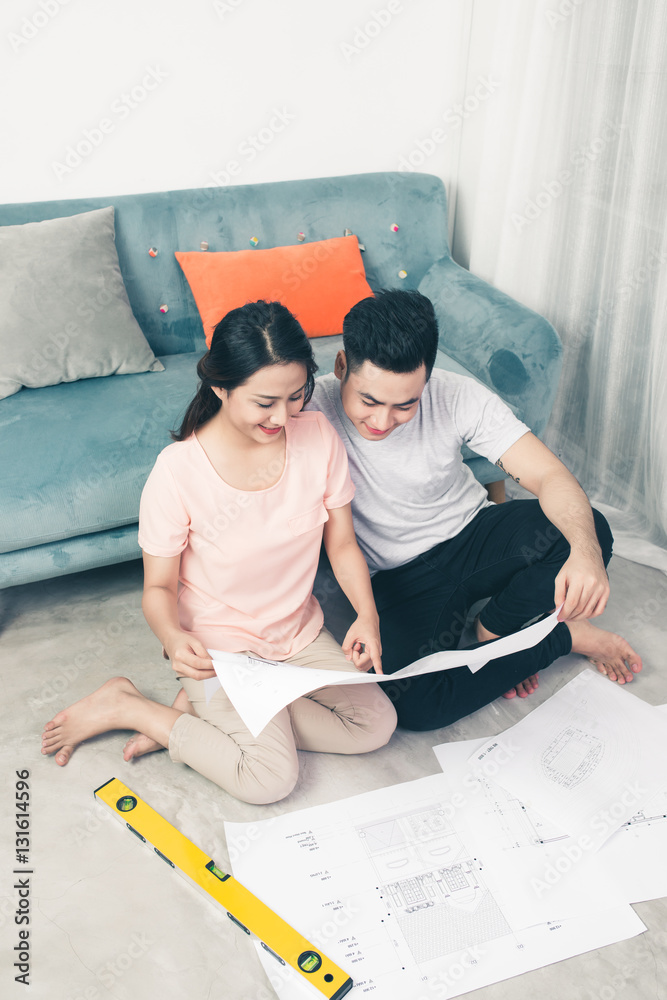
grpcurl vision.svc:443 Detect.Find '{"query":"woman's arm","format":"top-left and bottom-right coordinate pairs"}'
top-left (142, 552), bottom-right (216, 679)
top-left (322, 504), bottom-right (383, 673)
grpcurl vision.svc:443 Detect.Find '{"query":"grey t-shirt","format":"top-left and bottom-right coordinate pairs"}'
top-left (307, 369), bottom-right (530, 573)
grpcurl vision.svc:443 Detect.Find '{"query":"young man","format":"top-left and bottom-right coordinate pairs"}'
top-left (307, 289), bottom-right (642, 731)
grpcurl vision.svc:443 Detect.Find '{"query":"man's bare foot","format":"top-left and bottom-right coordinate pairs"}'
top-left (41, 677), bottom-right (144, 767)
top-left (123, 687), bottom-right (196, 761)
top-left (474, 617), bottom-right (539, 699)
top-left (567, 619), bottom-right (642, 683)
top-left (503, 674), bottom-right (539, 699)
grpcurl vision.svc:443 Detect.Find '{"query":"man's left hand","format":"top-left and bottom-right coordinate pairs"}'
top-left (554, 550), bottom-right (610, 621)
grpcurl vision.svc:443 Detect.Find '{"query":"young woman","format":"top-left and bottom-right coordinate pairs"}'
top-left (41, 301), bottom-right (397, 803)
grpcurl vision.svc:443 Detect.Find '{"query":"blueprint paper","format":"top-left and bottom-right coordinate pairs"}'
top-left (467, 669), bottom-right (667, 853)
top-left (433, 729), bottom-right (667, 925)
top-left (252, 904), bottom-right (644, 1000)
top-left (202, 676), bottom-right (223, 704)
top-left (591, 703), bottom-right (667, 904)
top-left (225, 773), bottom-right (645, 1000)
top-left (432, 736), bottom-right (623, 925)
top-left (207, 609), bottom-right (560, 736)
top-left (600, 786), bottom-right (667, 903)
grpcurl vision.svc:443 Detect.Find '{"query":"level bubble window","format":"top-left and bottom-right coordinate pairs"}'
top-left (298, 951), bottom-right (322, 974)
top-left (116, 795), bottom-right (137, 812)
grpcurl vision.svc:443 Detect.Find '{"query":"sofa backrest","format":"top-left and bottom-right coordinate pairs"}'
top-left (0, 172), bottom-right (450, 358)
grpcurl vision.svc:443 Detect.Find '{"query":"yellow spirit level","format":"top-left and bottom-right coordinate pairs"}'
top-left (94, 778), bottom-right (352, 999)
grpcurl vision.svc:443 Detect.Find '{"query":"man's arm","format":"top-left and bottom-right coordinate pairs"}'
top-left (495, 432), bottom-right (609, 622)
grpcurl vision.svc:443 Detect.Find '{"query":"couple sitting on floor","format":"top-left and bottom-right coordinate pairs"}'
top-left (41, 290), bottom-right (641, 804)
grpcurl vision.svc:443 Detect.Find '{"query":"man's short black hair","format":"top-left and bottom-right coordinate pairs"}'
top-left (342, 289), bottom-right (439, 380)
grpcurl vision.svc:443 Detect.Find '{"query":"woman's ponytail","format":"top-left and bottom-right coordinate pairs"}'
top-left (172, 353), bottom-right (222, 441)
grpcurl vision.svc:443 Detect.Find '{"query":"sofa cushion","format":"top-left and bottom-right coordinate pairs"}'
top-left (175, 236), bottom-right (373, 345)
top-left (0, 206), bottom-right (164, 401)
top-left (0, 353), bottom-right (199, 553)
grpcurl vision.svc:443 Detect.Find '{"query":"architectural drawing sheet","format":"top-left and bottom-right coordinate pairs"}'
top-left (579, 702), bottom-right (667, 905)
top-left (226, 774), bottom-right (645, 1000)
top-left (468, 669), bottom-right (667, 852)
top-left (207, 609), bottom-right (560, 736)
top-left (433, 726), bottom-right (667, 926)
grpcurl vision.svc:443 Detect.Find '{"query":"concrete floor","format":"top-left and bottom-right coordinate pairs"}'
top-left (1, 551), bottom-right (666, 1000)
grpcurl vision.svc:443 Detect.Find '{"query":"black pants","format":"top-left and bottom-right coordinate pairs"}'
top-left (372, 500), bottom-right (613, 731)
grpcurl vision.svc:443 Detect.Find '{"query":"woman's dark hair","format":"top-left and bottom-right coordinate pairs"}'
top-left (342, 289), bottom-right (438, 380)
top-left (173, 300), bottom-right (317, 441)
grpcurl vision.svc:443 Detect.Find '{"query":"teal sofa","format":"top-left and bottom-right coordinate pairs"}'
top-left (0, 172), bottom-right (562, 590)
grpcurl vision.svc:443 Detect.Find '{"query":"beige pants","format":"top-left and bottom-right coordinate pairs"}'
top-left (168, 627), bottom-right (397, 805)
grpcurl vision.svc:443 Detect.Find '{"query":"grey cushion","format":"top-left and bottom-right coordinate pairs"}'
top-left (0, 206), bottom-right (163, 400)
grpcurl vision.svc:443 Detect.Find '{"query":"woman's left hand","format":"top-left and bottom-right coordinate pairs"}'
top-left (342, 616), bottom-right (383, 674)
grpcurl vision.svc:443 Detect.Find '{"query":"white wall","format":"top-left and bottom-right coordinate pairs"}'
top-left (1, 0), bottom-right (478, 229)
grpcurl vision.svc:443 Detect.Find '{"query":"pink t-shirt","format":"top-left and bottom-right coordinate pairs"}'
top-left (138, 410), bottom-right (355, 658)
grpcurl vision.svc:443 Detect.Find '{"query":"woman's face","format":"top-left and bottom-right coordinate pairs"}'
top-left (213, 363), bottom-right (308, 444)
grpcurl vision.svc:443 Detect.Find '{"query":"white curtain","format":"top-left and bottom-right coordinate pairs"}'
top-left (453, 0), bottom-right (667, 563)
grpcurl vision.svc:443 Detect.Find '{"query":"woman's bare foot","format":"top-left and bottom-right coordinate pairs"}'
top-left (41, 677), bottom-right (143, 766)
top-left (475, 617), bottom-right (539, 700)
top-left (123, 687), bottom-right (196, 761)
top-left (567, 619), bottom-right (642, 683)
top-left (122, 733), bottom-right (165, 760)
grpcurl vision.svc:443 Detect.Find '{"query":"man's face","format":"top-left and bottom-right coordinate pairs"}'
top-left (335, 351), bottom-right (427, 441)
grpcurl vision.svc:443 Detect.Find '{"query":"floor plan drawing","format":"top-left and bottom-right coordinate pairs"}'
top-left (434, 723), bottom-right (667, 920)
top-left (357, 806), bottom-right (512, 963)
top-left (228, 772), bottom-right (645, 1000)
top-left (540, 727), bottom-right (605, 788)
top-left (468, 670), bottom-right (667, 850)
top-left (476, 774), bottom-right (568, 850)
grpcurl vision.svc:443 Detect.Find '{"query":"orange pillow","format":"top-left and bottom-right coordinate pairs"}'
top-left (175, 236), bottom-right (373, 345)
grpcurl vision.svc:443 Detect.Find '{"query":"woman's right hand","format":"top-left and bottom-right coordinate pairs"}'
top-left (163, 631), bottom-right (216, 680)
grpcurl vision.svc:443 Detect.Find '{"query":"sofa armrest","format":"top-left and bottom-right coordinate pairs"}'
top-left (418, 255), bottom-right (562, 437)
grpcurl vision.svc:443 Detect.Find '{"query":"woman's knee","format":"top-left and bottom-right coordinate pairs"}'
top-left (351, 693), bottom-right (398, 752)
top-left (233, 759), bottom-right (299, 805)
